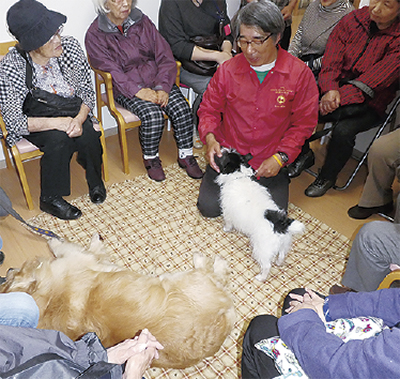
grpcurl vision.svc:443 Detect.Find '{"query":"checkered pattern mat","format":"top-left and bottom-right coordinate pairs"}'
top-left (28, 155), bottom-right (350, 378)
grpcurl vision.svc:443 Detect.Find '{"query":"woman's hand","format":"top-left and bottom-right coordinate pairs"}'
top-left (285, 288), bottom-right (325, 322)
top-left (123, 346), bottom-right (158, 379)
top-left (107, 329), bottom-right (164, 379)
top-left (136, 88), bottom-right (159, 104)
top-left (205, 133), bottom-right (222, 172)
top-left (255, 156), bottom-right (281, 178)
top-left (319, 90), bottom-right (340, 116)
top-left (156, 90), bottom-right (169, 107)
top-left (65, 117), bottom-right (83, 138)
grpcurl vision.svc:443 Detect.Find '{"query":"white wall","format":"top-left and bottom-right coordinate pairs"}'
top-left (0, 0), bottom-right (239, 164)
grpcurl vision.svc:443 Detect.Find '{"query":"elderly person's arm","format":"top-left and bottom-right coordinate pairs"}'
top-left (27, 103), bottom-right (90, 138)
top-left (191, 40), bottom-right (233, 65)
top-left (158, 0), bottom-right (233, 65)
top-left (278, 289), bottom-right (400, 378)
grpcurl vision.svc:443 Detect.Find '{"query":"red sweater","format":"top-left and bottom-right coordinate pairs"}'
top-left (318, 7), bottom-right (400, 116)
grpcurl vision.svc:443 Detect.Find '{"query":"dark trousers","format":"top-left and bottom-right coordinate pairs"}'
top-left (302, 106), bottom-right (382, 181)
top-left (25, 118), bottom-right (103, 198)
top-left (241, 315), bottom-right (280, 379)
top-left (197, 165), bottom-right (290, 218)
top-left (241, 289), bottom-right (319, 378)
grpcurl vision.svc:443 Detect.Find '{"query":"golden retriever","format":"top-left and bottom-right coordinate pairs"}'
top-left (0, 234), bottom-right (236, 369)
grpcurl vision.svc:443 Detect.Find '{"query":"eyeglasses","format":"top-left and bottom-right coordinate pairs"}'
top-left (49, 25), bottom-right (64, 43)
top-left (109, 0), bottom-right (132, 5)
top-left (236, 34), bottom-right (272, 49)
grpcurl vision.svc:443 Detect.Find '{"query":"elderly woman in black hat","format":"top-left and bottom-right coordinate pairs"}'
top-left (0, 0), bottom-right (106, 220)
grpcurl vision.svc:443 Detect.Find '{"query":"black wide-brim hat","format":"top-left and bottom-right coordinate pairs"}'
top-left (7, 0), bottom-right (67, 52)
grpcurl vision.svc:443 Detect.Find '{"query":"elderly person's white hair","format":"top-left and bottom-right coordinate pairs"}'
top-left (91, 0), bottom-right (137, 14)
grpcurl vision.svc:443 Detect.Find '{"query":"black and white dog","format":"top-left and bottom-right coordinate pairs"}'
top-left (215, 150), bottom-right (305, 282)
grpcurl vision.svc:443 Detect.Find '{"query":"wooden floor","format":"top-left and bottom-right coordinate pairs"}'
top-left (0, 127), bottom-right (397, 277)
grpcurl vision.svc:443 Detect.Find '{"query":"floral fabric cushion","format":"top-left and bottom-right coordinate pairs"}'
top-left (255, 316), bottom-right (386, 379)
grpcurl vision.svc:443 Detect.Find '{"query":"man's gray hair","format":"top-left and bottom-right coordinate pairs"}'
top-left (91, 0), bottom-right (137, 15)
top-left (234, 1), bottom-right (285, 42)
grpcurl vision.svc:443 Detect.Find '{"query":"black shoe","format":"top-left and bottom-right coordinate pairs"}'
top-left (287, 150), bottom-right (315, 178)
top-left (348, 202), bottom-right (394, 220)
top-left (40, 196), bottom-right (82, 220)
top-left (0, 251), bottom-right (4, 266)
top-left (89, 184), bottom-right (107, 204)
top-left (305, 176), bottom-right (335, 197)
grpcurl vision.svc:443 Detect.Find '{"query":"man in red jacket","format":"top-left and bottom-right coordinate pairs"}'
top-left (287, 0), bottom-right (400, 197)
top-left (197, 1), bottom-right (319, 217)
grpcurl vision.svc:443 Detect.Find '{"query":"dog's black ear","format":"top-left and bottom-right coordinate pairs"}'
top-left (243, 153), bottom-right (253, 163)
top-left (214, 151), bottom-right (230, 172)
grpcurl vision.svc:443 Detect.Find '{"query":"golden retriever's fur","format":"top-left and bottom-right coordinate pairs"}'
top-left (0, 235), bottom-right (236, 369)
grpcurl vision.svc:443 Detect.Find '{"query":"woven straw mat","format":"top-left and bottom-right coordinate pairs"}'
top-left (27, 154), bottom-right (350, 379)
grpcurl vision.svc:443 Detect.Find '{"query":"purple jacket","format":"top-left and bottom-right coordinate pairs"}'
top-left (278, 289), bottom-right (400, 378)
top-left (85, 8), bottom-right (177, 99)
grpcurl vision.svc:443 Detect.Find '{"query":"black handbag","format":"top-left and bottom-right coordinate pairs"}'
top-left (180, 0), bottom-right (227, 77)
top-left (17, 48), bottom-right (82, 118)
top-left (181, 28), bottom-right (225, 76)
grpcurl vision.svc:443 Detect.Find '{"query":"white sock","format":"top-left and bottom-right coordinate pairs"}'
top-left (179, 149), bottom-right (193, 159)
top-left (143, 153), bottom-right (159, 160)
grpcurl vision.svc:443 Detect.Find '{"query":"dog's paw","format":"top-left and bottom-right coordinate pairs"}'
top-left (255, 273), bottom-right (268, 282)
top-left (255, 266), bottom-right (271, 282)
top-left (193, 252), bottom-right (207, 269)
top-left (88, 233), bottom-right (105, 255)
top-left (223, 224), bottom-right (233, 233)
top-left (48, 238), bottom-right (63, 256)
top-left (213, 255), bottom-right (229, 274)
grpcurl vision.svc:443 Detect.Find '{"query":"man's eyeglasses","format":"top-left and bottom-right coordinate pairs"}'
top-left (49, 25), bottom-right (64, 43)
top-left (236, 34), bottom-right (272, 49)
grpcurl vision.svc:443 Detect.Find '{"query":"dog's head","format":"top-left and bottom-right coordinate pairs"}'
top-left (0, 258), bottom-right (49, 294)
top-left (214, 151), bottom-right (253, 174)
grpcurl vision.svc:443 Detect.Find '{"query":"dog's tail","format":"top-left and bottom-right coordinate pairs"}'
top-left (288, 219), bottom-right (305, 236)
top-left (264, 210), bottom-right (305, 236)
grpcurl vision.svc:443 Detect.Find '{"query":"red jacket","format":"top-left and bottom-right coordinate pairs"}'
top-left (198, 48), bottom-right (319, 169)
top-left (319, 7), bottom-right (400, 115)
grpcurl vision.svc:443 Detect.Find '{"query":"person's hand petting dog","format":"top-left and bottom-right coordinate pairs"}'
top-left (205, 133), bottom-right (222, 172)
top-left (285, 288), bottom-right (325, 322)
top-left (107, 328), bottom-right (164, 379)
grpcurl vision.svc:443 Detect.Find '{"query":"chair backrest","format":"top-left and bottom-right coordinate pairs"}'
top-left (378, 270), bottom-right (400, 290)
top-left (0, 41), bottom-right (16, 57)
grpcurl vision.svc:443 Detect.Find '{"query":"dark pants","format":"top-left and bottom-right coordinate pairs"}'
top-left (197, 165), bottom-right (290, 218)
top-left (241, 289), bottom-right (321, 378)
top-left (302, 106), bottom-right (382, 181)
top-left (25, 118), bottom-right (103, 198)
top-left (241, 315), bottom-right (280, 379)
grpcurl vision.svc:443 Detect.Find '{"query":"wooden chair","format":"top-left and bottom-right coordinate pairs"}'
top-left (90, 61), bottom-right (182, 175)
top-left (377, 270), bottom-right (400, 290)
top-left (0, 41), bottom-right (108, 210)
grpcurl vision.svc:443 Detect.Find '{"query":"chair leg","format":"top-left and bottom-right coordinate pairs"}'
top-left (12, 149), bottom-right (34, 210)
top-left (1, 139), bottom-right (12, 169)
top-left (99, 128), bottom-right (109, 182)
top-left (118, 126), bottom-right (130, 175)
